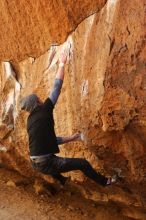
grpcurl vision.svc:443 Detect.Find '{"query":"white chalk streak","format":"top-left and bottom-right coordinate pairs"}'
top-left (0, 145), bottom-right (7, 152)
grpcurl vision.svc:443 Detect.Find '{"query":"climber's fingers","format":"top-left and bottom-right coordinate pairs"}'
top-left (59, 49), bottom-right (68, 64)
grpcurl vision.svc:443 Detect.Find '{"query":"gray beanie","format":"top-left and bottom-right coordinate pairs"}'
top-left (20, 94), bottom-right (39, 112)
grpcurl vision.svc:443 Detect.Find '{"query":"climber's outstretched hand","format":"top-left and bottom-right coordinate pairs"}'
top-left (59, 49), bottom-right (68, 64)
top-left (71, 133), bottom-right (84, 141)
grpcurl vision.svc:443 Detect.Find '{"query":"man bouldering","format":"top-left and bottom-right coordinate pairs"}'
top-left (20, 49), bottom-right (116, 187)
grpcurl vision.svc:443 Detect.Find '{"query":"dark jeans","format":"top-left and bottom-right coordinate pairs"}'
top-left (32, 154), bottom-right (108, 186)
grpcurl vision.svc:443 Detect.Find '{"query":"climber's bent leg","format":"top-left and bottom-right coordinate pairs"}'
top-left (31, 155), bottom-right (108, 186)
top-left (51, 173), bottom-right (69, 185)
top-left (47, 155), bottom-right (108, 186)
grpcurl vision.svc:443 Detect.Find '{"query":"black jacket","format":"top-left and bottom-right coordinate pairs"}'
top-left (27, 98), bottom-right (59, 156)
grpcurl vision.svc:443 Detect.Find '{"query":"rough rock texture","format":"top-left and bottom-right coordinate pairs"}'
top-left (0, 0), bottom-right (106, 61)
top-left (0, 0), bottom-right (146, 218)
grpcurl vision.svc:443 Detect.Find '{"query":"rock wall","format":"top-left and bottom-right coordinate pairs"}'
top-left (0, 0), bottom-right (106, 61)
top-left (0, 0), bottom-right (146, 211)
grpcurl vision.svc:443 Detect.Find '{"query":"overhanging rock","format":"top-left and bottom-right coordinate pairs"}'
top-left (0, 0), bottom-right (107, 61)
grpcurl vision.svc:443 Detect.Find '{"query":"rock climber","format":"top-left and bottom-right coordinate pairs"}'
top-left (20, 49), bottom-right (116, 187)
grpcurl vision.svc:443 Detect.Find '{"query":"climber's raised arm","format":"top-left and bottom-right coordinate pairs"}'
top-left (49, 50), bottom-right (68, 106)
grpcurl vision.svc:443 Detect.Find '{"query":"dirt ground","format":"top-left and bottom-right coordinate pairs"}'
top-left (0, 167), bottom-right (146, 220)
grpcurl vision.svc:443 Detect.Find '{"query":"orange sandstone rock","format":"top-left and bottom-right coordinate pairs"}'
top-left (0, 0), bottom-right (146, 212)
top-left (0, 0), bottom-right (106, 61)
